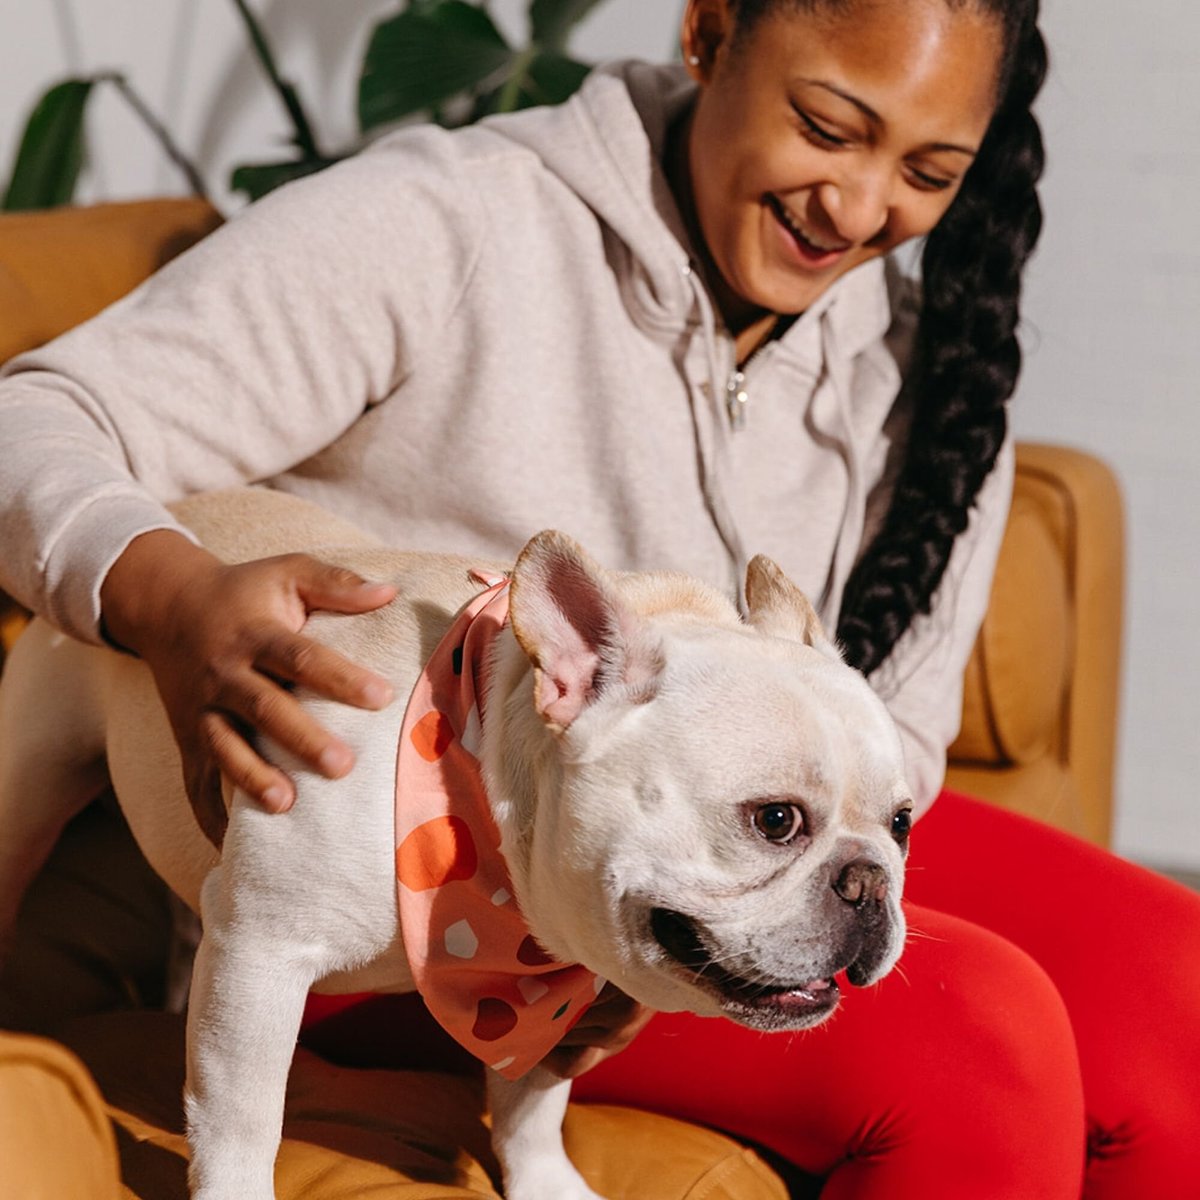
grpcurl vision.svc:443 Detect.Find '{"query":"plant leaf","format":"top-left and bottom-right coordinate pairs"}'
top-left (358, 2), bottom-right (516, 132)
top-left (521, 52), bottom-right (593, 108)
top-left (2, 78), bottom-right (95, 212)
top-left (529, 0), bottom-right (608, 52)
top-left (230, 156), bottom-right (342, 202)
top-left (482, 51), bottom-right (593, 114)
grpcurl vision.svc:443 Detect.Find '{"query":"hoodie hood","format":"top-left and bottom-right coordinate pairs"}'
top-left (488, 60), bottom-right (701, 340)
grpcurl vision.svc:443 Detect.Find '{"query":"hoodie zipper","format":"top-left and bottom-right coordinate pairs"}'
top-left (724, 340), bottom-right (773, 431)
top-left (725, 370), bottom-right (750, 431)
top-left (724, 314), bottom-right (799, 431)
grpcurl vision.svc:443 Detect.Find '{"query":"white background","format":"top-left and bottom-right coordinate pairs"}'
top-left (2, 1), bottom-right (1197, 872)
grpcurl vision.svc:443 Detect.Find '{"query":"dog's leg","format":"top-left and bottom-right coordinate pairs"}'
top-left (487, 1066), bottom-right (606, 1200)
top-left (0, 622), bottom-right (109, 944)
top-left (183, 863), bottom-right (314, 1200)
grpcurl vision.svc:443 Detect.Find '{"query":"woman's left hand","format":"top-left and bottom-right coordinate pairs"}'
top-left (540, 983), bottom-right (655, 1079)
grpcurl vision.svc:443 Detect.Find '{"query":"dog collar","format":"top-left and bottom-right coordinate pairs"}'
top-left (394, 571), bottom-right (602, 1080)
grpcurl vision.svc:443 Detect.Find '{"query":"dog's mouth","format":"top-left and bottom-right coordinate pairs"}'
top-left (649, 907), bottom-right (840, 1028)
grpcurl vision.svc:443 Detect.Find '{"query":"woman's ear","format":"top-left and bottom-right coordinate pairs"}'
top-left (681, 0), bottom-right (736, 83)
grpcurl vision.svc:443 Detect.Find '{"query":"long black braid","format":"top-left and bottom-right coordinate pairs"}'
top-left (729, 0), bottom-right (1047, 676)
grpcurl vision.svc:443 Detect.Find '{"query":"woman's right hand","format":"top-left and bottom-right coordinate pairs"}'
top-left (100, 529), bottom-right (398, 847)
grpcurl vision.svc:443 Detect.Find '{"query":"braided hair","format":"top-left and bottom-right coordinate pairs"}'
top-left (730, 0), bottom-right (1047, 676)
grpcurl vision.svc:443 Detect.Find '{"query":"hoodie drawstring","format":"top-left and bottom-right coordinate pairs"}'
top-left (812, 319), bottom-right (869, 625)
top-left (682, 263), bottom-right (752, 609)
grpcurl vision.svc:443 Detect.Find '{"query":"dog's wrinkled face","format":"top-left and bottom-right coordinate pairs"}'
top-left (494, 534), bottom-right (911, 1032)
top-left (619, 642), bottom-right (908, 1030)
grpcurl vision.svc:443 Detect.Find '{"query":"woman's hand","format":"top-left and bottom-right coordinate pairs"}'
top-left (100, 529), bottom-right (398, 847)
top-left (540, 983), bottom-right (655, 1079)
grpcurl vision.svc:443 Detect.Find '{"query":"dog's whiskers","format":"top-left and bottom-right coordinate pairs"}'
top-left (903, 924), bottom-right (947, 945)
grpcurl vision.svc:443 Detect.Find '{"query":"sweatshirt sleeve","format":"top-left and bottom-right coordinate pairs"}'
top-left (869, 437), bottom-right (1015, 817)
top-left (0, 129), bottom-right (484, 644)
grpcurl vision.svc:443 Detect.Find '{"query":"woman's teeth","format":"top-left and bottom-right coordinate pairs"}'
top-left (775, 201), bottom-right (846, 255)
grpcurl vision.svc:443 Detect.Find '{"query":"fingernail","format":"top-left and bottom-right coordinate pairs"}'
top-left (363, 679), bottom-right (394, 707)
top-left (262, 785), bottom-right (290, 811)
top-left (318, 744), bottom-right (353, 776)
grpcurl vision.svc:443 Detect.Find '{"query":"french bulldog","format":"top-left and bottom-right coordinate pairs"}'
top-left (0, 487), bottom-right (911, 1200)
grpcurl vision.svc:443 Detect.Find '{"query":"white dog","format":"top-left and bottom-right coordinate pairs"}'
top-left (0, 488), bottom-right (911, 1200)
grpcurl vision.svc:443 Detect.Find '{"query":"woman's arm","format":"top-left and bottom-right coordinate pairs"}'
top-left (0, 132), bottom-right (481, 641)
top-left (0, 130), bottom-right (485, 837)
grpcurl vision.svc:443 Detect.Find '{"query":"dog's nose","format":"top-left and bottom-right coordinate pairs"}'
top-left (833, 858), bottom-right (888, 908)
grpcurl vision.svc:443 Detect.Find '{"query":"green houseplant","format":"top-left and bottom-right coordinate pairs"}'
top-left (2, 0), bottom-right (611, 212)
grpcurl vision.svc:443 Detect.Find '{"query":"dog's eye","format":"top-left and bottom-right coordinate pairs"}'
top-left (891, 808), bottom-right (913, 843)
top-left (754, 802), bottom-right (804, 843)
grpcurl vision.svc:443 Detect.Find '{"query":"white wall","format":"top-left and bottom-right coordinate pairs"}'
top-left (1011, 1), bottom-right (1200, 870)
top-left (2, 1), bottom-right (1197, 870)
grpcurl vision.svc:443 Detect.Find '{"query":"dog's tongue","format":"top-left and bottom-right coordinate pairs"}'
top-left (789, 977), bottom-right (834, 998)
top-left (767, 977), bottom-right (838, 1012)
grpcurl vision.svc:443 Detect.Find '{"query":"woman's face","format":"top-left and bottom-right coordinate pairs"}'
top-left (683, 0), bottom-right (1003, 328)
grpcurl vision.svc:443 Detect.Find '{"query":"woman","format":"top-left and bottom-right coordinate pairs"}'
top-left (0, 0), bottom-right (1196, 1194)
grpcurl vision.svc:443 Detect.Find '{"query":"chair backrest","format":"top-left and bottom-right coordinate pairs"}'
top-left (0, 197), bottom-right (222, 364)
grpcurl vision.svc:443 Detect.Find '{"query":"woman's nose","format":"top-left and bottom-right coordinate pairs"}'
top-left (817, 169), bottom-right (893, 247)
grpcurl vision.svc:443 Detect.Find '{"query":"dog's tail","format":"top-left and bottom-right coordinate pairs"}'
top-left (0, 619), bottom-right (110, 939)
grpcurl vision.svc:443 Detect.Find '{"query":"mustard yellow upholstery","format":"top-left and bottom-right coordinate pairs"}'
top-left (0, 197), bottom-right (220, 365)
top-left (42, 1011), bottom-right (787, 1200)
top-left (0, 1031), bottom-right (122, 1200)
top-left (945, 444), bottom-right (1124, 846)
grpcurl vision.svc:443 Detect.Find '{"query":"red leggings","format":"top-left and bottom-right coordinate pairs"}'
top-left (303, 793), bottom-right (1200, 1197)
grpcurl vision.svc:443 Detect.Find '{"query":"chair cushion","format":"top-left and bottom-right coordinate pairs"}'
top-left (0, 1031), bottom-right (121, 1200)
top-left (59, 1011), bottom-right (788, 1200)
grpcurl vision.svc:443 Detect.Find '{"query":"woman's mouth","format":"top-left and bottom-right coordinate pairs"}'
top-left (766, 195), bottom-right (850, 269)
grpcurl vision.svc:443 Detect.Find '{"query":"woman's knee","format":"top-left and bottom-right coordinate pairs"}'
top-left (1086, 1109), bottom-right (1200, 1200)
top-left (830, 907), bottom-right (1086, 1195)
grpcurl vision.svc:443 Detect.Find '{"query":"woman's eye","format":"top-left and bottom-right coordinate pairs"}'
top-left (907, 167), bottom-right (954, 192)
top-left (754, 802), bottom-right (805, 843)
top-left (891, 808), bottom-right (913, 842)
top-left (794, 108), bottom-right (848, 148)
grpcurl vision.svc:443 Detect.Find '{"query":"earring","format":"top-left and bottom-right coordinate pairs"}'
top-left (687, 54), bottom-right (701, 66)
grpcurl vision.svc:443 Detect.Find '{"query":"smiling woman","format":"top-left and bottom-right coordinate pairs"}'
top-left (671, 0), bottom-right (1001, 347)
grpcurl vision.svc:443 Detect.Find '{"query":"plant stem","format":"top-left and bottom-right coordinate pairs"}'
top-left (95, 72), bottom-right (209, 198)
top-left (495, 46), bottom-right (539, 113)
top-left (227, 0), bottom-right (322, 159)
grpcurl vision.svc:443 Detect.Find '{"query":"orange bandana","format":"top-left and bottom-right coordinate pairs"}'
top-left (394, 573), bottom-right (602, 1079)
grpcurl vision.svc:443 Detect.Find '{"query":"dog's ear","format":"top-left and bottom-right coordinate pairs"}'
top-left (744, 555), bottom-right (841, 658)
top-left (509, 531), bottom-right (663, 732)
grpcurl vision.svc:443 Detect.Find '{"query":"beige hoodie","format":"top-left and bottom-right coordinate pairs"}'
top-left (0, 62), bottom-right (1011, 814)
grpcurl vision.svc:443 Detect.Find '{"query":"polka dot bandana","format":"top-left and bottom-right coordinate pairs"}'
top-left (395, 572), bottom-right (602, 1080)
